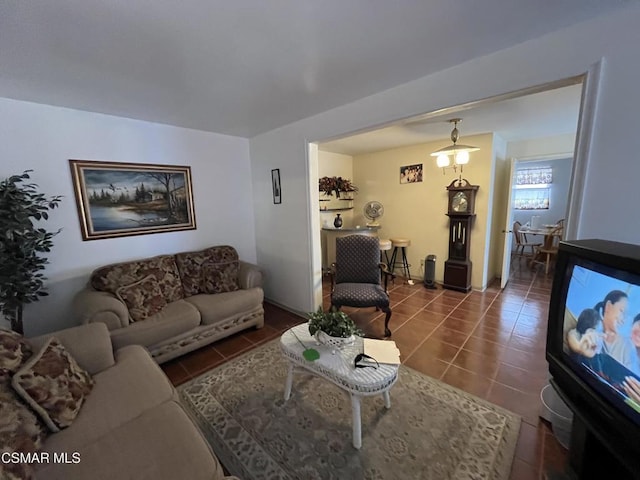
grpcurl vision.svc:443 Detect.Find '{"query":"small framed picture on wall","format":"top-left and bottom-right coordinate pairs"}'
top-left (400, 163), bottom-right (423, 184)
top-left (272, 168), bottom-right (281, 204)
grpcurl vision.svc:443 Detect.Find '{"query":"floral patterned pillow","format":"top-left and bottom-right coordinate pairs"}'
top-left (201, 261), bottom-right (240, 294)
top-left (0, 329), bottom-right (33, 384)
top-left (115, 274), bottom-right (167, 322)
top-left (12, 338), bottom-right (94, 433)
top-left (0, 383), bottom-right (45, 480)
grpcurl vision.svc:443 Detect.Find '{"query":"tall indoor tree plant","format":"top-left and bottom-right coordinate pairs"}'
top-left (0, 171), bottom-right (62, 334)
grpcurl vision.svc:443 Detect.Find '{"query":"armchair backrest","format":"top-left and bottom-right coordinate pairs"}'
top-left (335, 235), bottom-right (381, 284)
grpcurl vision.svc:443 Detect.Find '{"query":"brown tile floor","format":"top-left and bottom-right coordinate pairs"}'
top-left (162, 258), bottom-right (569, 480)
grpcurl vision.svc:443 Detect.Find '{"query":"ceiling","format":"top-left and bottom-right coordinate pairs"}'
top-left (0, 1), bottom-right (632, 138)
top-left (319, 83), bottom-right (584, 156)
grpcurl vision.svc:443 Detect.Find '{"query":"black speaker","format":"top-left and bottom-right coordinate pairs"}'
top-left (424, 254), bottom-right (437, 289)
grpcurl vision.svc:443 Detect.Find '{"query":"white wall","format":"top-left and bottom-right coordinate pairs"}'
top-left (249, 4), bottom-right (640, 315)
top-left (0, 98), bottom-right (256, 336)
top-left (507, 133), bottom-right (575, 160)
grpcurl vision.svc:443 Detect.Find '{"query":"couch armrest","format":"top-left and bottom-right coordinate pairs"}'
top-left (73, 287), bottom-right (130, 330)
top-left (238, 261), bottom-right (263, 289)
top-left (28, 323), bottom-right (115, 375)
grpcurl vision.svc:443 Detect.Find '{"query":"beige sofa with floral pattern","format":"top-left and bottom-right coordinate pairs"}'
top-left (1, 323), bottom-right (237, 480)
top-left (73, 246), bottom-right (264, 364)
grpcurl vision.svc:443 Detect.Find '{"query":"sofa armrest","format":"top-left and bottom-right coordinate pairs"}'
top-left (73, 287), bottom-right (130, 330)
top-left (28, 323), bottom-right (115, 375)
top-left (238, 260), bottom-right (263, 289)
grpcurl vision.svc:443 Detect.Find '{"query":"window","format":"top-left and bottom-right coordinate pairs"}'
top-left (514, 167), bottom-right (552, 210)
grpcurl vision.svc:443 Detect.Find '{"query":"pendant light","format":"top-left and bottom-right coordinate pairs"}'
top-left (431, 118), bottom-right (479, 174)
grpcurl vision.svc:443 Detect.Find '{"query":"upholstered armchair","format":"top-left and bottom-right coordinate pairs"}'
top-left (329, 235), bottom-right (394, 337)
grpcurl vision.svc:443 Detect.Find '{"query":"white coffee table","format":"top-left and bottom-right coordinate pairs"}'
top-left (279, 323), bottom-right (399, 449)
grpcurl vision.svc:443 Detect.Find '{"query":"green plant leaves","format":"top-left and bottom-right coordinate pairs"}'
top-left (307, 307), bottom-right (363, 338)
top-left (0, 170), bottom-right (62, 330)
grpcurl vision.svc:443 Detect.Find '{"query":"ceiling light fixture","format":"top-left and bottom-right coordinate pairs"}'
top-left (430, 118), bottom-right (479, 174)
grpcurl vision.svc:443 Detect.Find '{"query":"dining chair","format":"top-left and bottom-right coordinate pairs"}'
top-left (532, 224), bottom-right (563, 274)
top-left (513, 221), bottom-right (541, 258)
top-left (329, 235), bottom-right (395, 337)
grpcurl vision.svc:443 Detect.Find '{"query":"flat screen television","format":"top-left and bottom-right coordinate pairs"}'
top-left (547, 239), bottom-right (640, 478)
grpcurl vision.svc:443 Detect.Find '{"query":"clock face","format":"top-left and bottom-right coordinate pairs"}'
top-left (451, 191), bottom-right (468, 213)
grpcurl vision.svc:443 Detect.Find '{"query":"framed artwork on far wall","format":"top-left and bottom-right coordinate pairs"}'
top-left (400, 163), bottom-right (423, 184)
top-left (69, 159), bottom-right (197, 241)
top-left (272, 168), bottom-right (282, 204)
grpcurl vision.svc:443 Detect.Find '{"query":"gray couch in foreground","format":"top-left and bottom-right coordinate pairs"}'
top-left (73, 245), bottom-right (264, 364)
top-left (30, 323), bottom-right (236, 480)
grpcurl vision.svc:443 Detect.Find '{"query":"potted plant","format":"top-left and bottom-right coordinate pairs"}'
top-left (0, 171), bottom-right (62, 334)
top-left (318, 176), bottom-right (358, 198)
top-left (308, 307), bottom-right (362, 350)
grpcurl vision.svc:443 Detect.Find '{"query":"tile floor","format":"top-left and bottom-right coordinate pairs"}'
top-left (162, 258), bottom-right (569, 480)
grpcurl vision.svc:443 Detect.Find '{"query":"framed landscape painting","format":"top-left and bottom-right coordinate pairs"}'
top-left (69, 160), bottom-right (197, 240)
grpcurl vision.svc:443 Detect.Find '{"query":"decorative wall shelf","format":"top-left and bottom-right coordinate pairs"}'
top-left (320, 207), bottom-right (353, 212)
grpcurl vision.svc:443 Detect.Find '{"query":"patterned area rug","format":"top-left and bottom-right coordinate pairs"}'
top-left (178, 339), bottom-right (520, 480)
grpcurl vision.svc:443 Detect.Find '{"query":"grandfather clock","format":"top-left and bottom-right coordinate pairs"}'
top-left (443, 178), bottom-right (479, 293)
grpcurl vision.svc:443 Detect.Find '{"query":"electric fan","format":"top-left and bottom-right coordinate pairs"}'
top-left (363, 201), bottom-right (384, 227)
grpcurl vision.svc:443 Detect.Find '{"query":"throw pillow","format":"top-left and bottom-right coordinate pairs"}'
top-left (0, 329), bottom-right (33, 384)
top-left (0, 384), bottom-right (45, 480)
top-left (201, 261), bottom-right (240, 294)
top-left (174, 250), bottom-right (210, 296)
top-left (12, 338), bottom-right (94, 433)
top-left (115, 274), bottom-right (167, 322)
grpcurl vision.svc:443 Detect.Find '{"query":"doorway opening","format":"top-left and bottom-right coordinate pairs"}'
top-left (307, 66), bottom-right (601, 309)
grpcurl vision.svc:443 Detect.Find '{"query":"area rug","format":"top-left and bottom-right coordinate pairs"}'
top-left (178, 339), bottom-right (521, 480)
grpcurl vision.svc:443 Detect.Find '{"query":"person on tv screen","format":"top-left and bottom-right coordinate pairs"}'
top-left (623, 376), bottom-right (640, 405)
top-left (631, 314), bottom-right (640, 359)
top-left (568, 291), bottom-right (638, 370)
top-left (596, 290), bottom-right (639, 373)
top-left (567, 308), bottom-right (603, 360)
top-left (620, 316), bottom-right (640, 406)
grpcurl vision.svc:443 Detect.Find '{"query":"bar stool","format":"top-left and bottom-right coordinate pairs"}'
top-left (389, 238), bottom-right (413, 284)
top-left (379, 238), bottom-right (392, 266)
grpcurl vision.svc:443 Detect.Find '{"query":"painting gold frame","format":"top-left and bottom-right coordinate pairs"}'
top-left (69, 160), bottom-right (197, 241)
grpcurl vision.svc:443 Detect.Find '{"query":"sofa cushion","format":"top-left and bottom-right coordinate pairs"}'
top-left (28, 323), bottom-right (115, 377)
top-left (12, 338), bottom-right (94, 432)
top-left (116, 274), bottom-right (168, 322)
top-left (109, 300), bottom-right (201, 351)
top-left (0, 384), bottom-right (45, 480)
top-left (0, 328), bottom-right (33, 383)
top-left (35, 401), bottom-right (225, 480)
top-left (175, 246), bottom-right (239, 296)
top-left (91, 254), bottom-right (184, 303)
top-left (201, 260), bottom-right (239, 294)
top-left (185, 287), bottom-right (264, 325)
top-left (42, 345), bottom-right (175, 454)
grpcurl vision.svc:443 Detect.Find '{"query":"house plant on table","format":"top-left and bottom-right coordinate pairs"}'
top-left (0, 170), bottom-right (62, 334)
top-left (308, 307), bottom-right (362, 352)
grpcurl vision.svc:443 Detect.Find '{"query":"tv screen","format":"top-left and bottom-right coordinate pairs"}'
top-left (561, 261), bottom-right (640, 425)
top-left (547, 239), bottom-right (640, 477)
